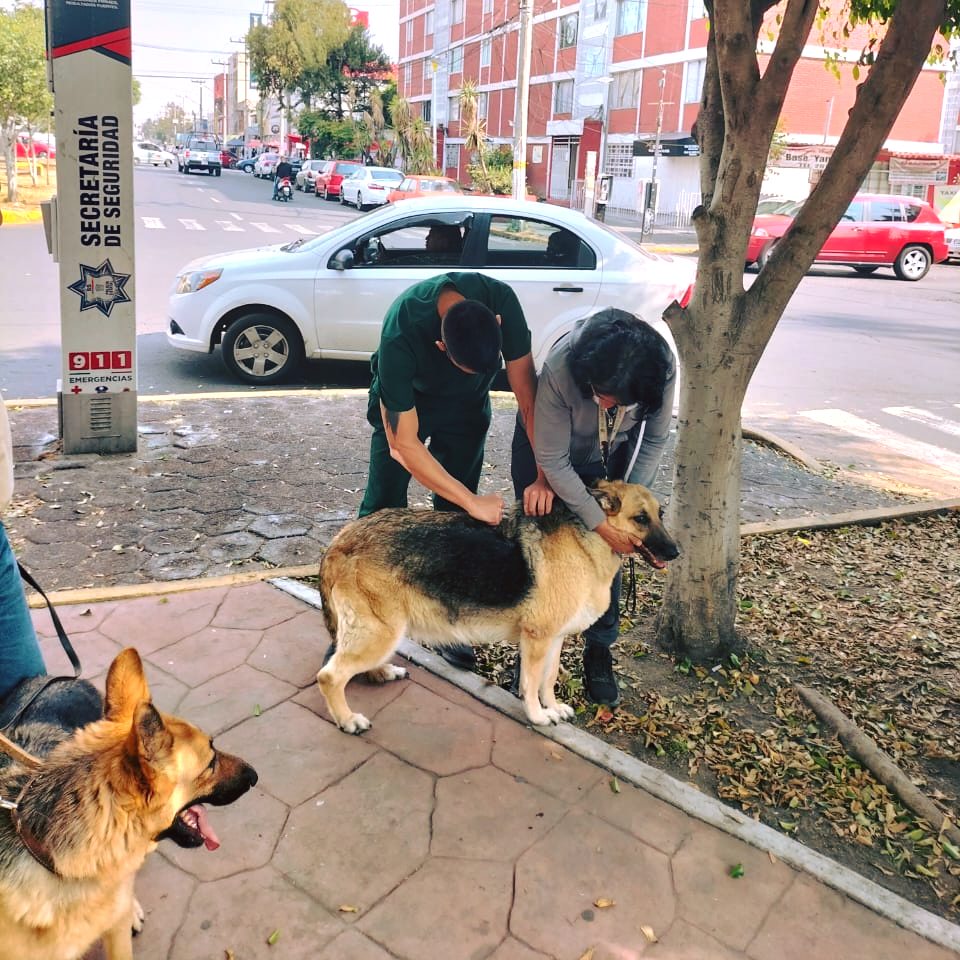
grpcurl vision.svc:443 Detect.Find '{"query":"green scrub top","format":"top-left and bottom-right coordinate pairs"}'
top-left (370, 272), bottom-right (532, 415)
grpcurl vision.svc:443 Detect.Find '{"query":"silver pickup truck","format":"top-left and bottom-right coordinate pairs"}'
top-left (180, 137), bottom-right (222, 177)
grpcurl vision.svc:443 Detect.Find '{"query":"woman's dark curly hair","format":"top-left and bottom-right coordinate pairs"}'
top-left (568, 308), bottom-right (673, 413)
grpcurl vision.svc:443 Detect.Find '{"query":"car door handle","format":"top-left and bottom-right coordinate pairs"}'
top-left (553, 285), bottom-right (584, 292)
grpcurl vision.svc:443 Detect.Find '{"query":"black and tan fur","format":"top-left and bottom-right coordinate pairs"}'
top-left (0, 648), bottom-right (257, 960)
top-left (317, 480), bottom-right (678, 733)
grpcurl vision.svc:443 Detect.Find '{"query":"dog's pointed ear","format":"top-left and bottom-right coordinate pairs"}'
top-left (131, 701), bottom-right (174, 766)
top-left (104, 648), bottom-right (151, 722)
top-left (588, 481), bottom-right (621, 516)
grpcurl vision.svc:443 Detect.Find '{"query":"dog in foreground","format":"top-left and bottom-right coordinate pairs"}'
top-left (317, 479), bottom-right (679, 733)
top-left (0, 648), bottom-right (258, 960)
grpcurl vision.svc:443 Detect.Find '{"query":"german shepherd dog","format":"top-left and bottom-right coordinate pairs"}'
top-left (0, 648), bottom-right (258, 960)
top-left (317, 480), bottom-right (679, 733)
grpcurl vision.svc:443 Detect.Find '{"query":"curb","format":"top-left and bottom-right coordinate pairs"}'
top-left (269, 576), bottom-right (960, 954)
top-left (0, 208), bottom-right (42, 226)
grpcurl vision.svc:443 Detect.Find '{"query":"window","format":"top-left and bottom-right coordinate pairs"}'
top-left (349, 213), bottom-right (472, 269)
top-left (486, 216), bottom-right (595, 269)
top-left (448, 95), bottom-right (461, 121)
top-left (422, 99), bottom-right (432, 122)
top-left (604, 142), bottom-right (634, 177)
top-left (593, 0), bottom-right (607, 20)
top-left (449, 45), bottom-right (463, 73)
top-left (424, 58), bottom-right (433, 82)
top-left (404, 62), bottom-right (413, 86)
top-left (870, 200), bottom-right (905, 222)
top-left (688, 0), bottom-right (707, 18)
top-left (425, 9), bottom-right (434, 35)
top-left (444, 142), bottom-right (460, 168)
top-left (452, 0), bottom-right (464, 22)
top-left (584, 48), bottom-right (606, 78)
top-left (683, 59), bottom-right (705, 104)
top-left (840, 201), bottom-right (865, 222)
top-left (611, 70), bottom-right (641, 110)
top-left (483, 0), bottom-right (493, 12)
top-left (554, 79), bottom-right (574, 114)
top-left (615, 0), bottom-right (647, 36)
top-left (477, 91), bottom-right (488, 118)
top-left (903, 203), bottom-right (924, 222)
top-left (480, 38), bottom-right (491, 68)
top-left (405, 19), bottom-right (414, 45)
top-left (559, 13), bottom-right (579, 48)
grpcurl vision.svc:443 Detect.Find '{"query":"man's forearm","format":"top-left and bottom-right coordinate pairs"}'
top-left (391, 437), bottom-right (475, 510)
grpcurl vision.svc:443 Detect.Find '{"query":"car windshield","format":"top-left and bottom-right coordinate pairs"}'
top-left (370, 169), bottom-right (403, 181)
top-left (192, 141), bottom-right (217, 151)
top-left (336, 162), bottom-right (358, 174)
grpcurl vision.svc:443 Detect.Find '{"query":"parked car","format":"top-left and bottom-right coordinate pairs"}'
top-left (387, 175), bottom-right (465, 203)
top-left (340, 166), bottom-right (405, 209)
top-left (16, 139), bottom-right (55, 160)
top-left (235, 156), bottom-right (257, 174)
top-left (314, 160), bottom-right (363, 199)
top-left (746, 193), bottom-right (948, 280)
top-left (295, 159), bottom-right (324, 192)
top-left (181, 137), bottom-right (222, 176)
top-left (166, 195), bottom-right (695, 385)
top-left (253, 152), bottom-right (279, 179)
top-left (133, 141), bottom-right (175, 167)
top-left (945, 226), bottom-right (960, 263)
top-left (220, 151), bottom-right (238, 169)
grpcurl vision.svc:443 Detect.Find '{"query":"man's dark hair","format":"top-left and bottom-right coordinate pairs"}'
top-left (441, 299), bottom-right (503, 374)
top-left (568, 307), bottom-right (673, 412)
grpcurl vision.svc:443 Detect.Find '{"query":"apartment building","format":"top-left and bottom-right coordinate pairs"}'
top-left (398, 0), bottom-right (957, 219)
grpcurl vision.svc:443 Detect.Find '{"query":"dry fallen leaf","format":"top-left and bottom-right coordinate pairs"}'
top-left (338, 904), bottom-right (359, 913)
top-left (224, 951), bottom-right (235, 960)
top-left (594, 898), bottom-right (615, 909)
top-left (576, 949), bottom-right (595, 960)
top-left (640, 924), bottom-right (658, 943)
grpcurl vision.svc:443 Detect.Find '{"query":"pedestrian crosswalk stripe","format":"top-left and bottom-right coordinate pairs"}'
top-left (142, 217), bottom-right (164, 229)
top-left (249, 222), bottom-right (281, 233)
top-left (883, 406), bottom-right (960, 439)
top-left (800, 409), bottom-right (960, 477)
top-left (179, 219), bottom-right (204, 231)
top-left (231, 213), bottom-right (243, 220)
top-left (285, 224), bottom-right (321, 235)
top-left (215, 220), bottom-right (243, 232)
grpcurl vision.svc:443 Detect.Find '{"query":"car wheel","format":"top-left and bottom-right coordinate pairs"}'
top-left (164, 158), bottom-right (173, 168)
top-left (221, 314), bottom-right (305, 385)
top-left (852, 265), bottom-right (878, 275)
top-left (215, 168), bottom-right (221, 177)
top-left (339, 190), bottom-right (346, 205)
top-left (133, 157), bottom-right (141, 165)
top-left (757, 241), bottom-right (777, 271)
top-left (893, 245), bottom-right (931, 281)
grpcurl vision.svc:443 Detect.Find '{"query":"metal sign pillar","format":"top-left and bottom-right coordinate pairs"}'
top-left (46, 0), bottom-right (137, 454)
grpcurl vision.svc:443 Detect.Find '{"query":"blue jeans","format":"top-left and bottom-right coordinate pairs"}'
top-left (0, 522), bottom-right (45, 703)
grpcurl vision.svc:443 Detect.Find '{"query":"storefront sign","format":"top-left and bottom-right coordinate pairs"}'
top-left (888, 157), bottom-right (949, 184)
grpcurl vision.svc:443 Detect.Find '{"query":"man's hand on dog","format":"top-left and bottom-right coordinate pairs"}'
top-left (595, 520), bottom-right (641, 555)
top-left (522, 475), bottom-right (555, 516)
top-left (469, 492), bottom-right (505, 524)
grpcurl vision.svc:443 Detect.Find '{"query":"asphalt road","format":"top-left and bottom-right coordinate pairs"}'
top-left (1, 164), bottom-right (959, 495)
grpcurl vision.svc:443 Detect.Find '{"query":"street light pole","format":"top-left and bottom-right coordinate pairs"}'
top-left (431, 58), bottom-right (438, 170)
top-left (512, 0), bottom-right (533, 200)
top-left (645, 68), bottom-right (667, 235)
top-left (191, 79), bottom-right (205, 133)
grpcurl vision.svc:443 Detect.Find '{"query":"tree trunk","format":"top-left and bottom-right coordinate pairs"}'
top-left (657, 297), bottom-right (748, 661)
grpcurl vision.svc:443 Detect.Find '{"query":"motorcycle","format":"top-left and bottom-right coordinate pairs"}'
top-left (274, 176), bottom-right (293, 202)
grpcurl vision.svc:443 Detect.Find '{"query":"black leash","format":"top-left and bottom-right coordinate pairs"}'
top-left (0, 563), bottom-right (83, 732)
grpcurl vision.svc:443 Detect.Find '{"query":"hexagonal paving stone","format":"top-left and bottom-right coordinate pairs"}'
top-left (198, 531), bottom-right (262, 563)
top-left (513, 808), bottom-right (675, 958)
top-left (257, 535), bottom-right (321, 566)
top-left (359, 858), bottom-right (513, 960)
top-left (148, 625), bottom-right (264, 687)
top-left (140, 508), bottom-right (203, 533)
top-left (365, 683), bottom-right (494, 776)
top-left (250, 610), bottom-right (329, 687)
top-left (211, 582), bottom-right (306, 631)
top-left (433, 765), bottom-right (566, 862)
top-left (314, 930), bottom-right (396, 959)
top-left (217, 701), bottom-right (376, 808)
top-left (168, 866), bottom-right (342, 960)
top-left (644, 918), bottom-right (743, 960)
top-left (141, 529), bottom-right (202, 555)
top-left (160, 786), bottom-right (287, 882)
top-left (275, 752), bottom-right (433, 916)
top-left (98, 590), bottom-right (227, 655)
top-left (142, 552), bottom-right (211, 582)
top-left (248, 514), bottom-right (312, 538)
top-left (671, 825), bottom-right (795, 951)
top-left (485, 939), bottom-right (552, 960)
top-left (199, 511), bottom-right (250, 536)
top-left (148, 489), bottom-right (203, 512)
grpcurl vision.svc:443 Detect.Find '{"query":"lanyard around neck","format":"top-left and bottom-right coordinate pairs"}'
top-left (598, 403), bottom-right (628, 479)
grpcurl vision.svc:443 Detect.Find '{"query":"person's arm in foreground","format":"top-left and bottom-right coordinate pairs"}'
top-left (380, 403), bottom-right (504, 524)
top-left (505, 351), bottom-right (554, 516)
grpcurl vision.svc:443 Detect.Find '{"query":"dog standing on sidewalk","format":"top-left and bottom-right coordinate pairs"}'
top-left (0, 648), bottom-right (258, 960)
top-left (317, 479), bottom-right (678, 733)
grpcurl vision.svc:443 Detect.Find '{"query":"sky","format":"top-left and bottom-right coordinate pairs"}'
top-left (129, 0), bottom-right (400, 127)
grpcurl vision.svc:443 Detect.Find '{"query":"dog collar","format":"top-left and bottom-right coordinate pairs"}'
top-left (3, 781), bottom-right (59, 876)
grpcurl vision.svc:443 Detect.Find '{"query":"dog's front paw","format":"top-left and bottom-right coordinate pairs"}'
top-left (365, 664), bottom-right (408, 684)
top-left (341, 712), bottom-right (371, 734)
top-left (524, 705), bottom-right (553, 726)
top-left (132, 898), bottom-right (145, 935)
top-left (548, 702), bottom-right (575, 721)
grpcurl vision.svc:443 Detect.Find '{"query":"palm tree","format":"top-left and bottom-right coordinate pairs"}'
top-left (459, 80), bottom-right (488, 183)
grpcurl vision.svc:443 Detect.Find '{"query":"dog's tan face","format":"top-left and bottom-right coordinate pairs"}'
top-left (591, 480), bottom-right (679, 568)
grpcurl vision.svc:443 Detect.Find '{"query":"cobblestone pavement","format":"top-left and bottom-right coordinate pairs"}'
top-left (6, 392), bottom-right (909, 593)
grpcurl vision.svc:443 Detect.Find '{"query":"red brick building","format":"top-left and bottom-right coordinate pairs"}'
top-left (397, 0), bottom-right (959, 218)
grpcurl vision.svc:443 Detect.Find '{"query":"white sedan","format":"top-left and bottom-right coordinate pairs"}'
top-left (166, 196), bottom-right (695, 385)
top-left (946, 226), bottom-right (960, 263)
top-left (339, 166), bottom-right (404, 209)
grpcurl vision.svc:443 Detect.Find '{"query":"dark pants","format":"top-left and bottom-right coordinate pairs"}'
top-left (510, 415), bottom-right (622, 650)
top-left (359, 393), bottom-right (490, 517)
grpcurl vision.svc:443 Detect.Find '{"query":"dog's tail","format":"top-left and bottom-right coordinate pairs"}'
top-left (318, 552), bottom-right (339, 641)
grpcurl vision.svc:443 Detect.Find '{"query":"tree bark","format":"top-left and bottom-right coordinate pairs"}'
top-left (798, 685), bottom-right (960, 846)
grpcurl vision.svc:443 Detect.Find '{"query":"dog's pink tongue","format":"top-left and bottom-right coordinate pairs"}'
top-left (190, 804), bottom-right (220, 851)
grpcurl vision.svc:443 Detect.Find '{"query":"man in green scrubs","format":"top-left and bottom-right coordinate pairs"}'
top-left (358, 271), bottom-right (551, 668)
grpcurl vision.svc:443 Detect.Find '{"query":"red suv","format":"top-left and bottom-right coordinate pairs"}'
top-left (747, 193), bottom-right (948, 281)
top-left (314, 160), bottom-right (362, 200)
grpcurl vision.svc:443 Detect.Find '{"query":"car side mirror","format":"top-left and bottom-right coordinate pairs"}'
top-left (331, 248), bottom-right (355, 271)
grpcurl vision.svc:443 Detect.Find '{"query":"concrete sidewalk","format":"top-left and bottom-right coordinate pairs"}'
top-left (60, 582), bottom-right (956, 960)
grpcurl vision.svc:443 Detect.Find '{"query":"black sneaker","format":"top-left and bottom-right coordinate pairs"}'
top-left (582, 645), bottom-right (621, 707)
top-left (507, 653), bottom-right (521, 696)
top-left (439, 643), bottom-right (477, 671)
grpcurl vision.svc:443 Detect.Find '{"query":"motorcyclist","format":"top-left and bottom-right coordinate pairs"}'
top-left (273, 156), bottom-right (294, 200)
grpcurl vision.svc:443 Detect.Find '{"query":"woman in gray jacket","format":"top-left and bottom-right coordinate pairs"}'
top-left (511, 307), bottom-right (676, 706)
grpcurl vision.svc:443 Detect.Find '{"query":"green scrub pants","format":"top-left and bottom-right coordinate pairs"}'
top-left (358, 393), bottom-right (491, 517)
